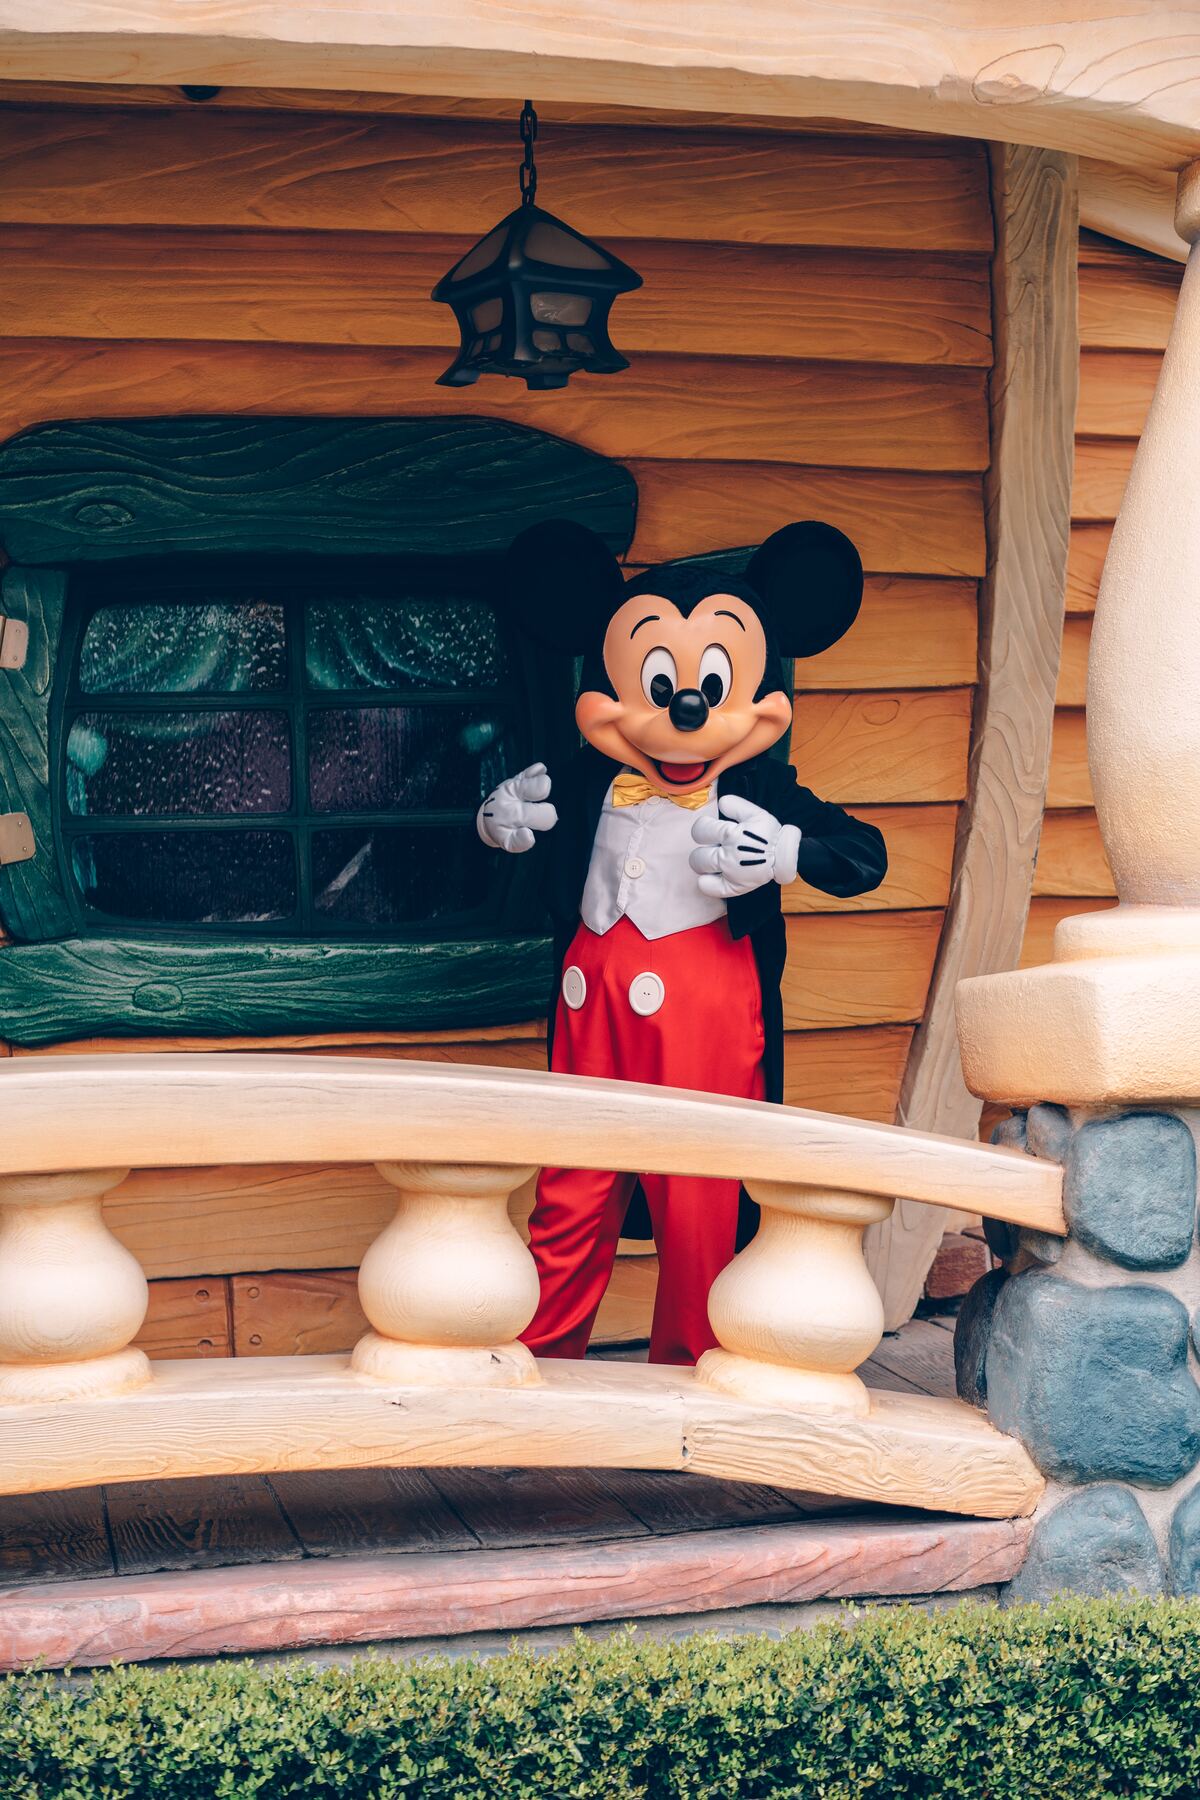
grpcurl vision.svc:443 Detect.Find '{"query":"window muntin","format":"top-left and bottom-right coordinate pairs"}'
top-left (60, 563), bottom-right (540, 938)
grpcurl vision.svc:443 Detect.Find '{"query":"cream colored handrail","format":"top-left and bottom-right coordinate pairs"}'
top-left (0, 1053), bottom-right (1062, 1225)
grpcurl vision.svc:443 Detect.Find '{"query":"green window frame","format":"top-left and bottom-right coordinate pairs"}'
top-left (0, 416), bottom-right (637, 1046)
top-left (55, 554), bottom-right (559, 944)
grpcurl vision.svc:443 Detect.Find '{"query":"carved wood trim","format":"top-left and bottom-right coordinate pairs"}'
top-left (866, 144), bottom-right (1079, 1327)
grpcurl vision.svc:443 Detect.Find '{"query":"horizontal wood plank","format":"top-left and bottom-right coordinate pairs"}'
top-left (134, 1277), bottom-right (231, 1360)
top-left (798, 578), bottom-right (977, 689)
top-left (1072, 438), bottom-right (1136, 522)
top-left (0, 1486), bottom-right (114, 1584)
top-left (0, 82), bottom-right (943, 133)
top-left (105, 1474), bottom-right (300, 1577)
top-left (268, 1467), bottom-right (479, 1556)
top-left (782, 804), bottom-right (958, 914)
top-left (0, 340), bottom-right (990, 484)
top-left (1020, 896), bottom-right (1117, 969)
top-left (791, 689), bottom-right (973, 804)
top-left (1054, 616), bottom-right (1092, 706)
top-left (1047, 709), bottom-right (1091, 808)
top-left (781, 1025), bottom-right (911, 1121)
top-left (1078, 259), bottom-right (1184, 351)
top-left (1076, 349), bottom-right (1161, 438)
top-left (631, 463), bottom-right (985, 576)
top-left (0, 226), bottom-right (993, 373)
top-left (1033, 809), bottom-right (1114, 898)
top-left (1066, 522), bottom-right (1113, 614)
top-left (12, 1022), bottom-right (544, 1055)
top-left (0, 110), bottom-right (993, 250)
top-left (780, 910), bottom-right (942, 1030)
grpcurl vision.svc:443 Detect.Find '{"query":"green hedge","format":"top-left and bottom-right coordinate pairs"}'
top-left (4, 1598), bottom-right (1200, 1799)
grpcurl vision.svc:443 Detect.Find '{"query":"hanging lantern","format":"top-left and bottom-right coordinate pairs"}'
top-left (432, 102), bottom-right (643, 390)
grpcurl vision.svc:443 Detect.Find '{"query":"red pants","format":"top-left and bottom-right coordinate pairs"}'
top-left (520, 915), bottom-right (766, 1366)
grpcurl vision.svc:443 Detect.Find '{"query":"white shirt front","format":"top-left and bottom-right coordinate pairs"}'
top-left (580, 779), bottom-right (727, 941)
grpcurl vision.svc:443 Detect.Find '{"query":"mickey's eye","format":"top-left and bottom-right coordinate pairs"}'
top-left (641, 646), bottom-right (677, 708)
top-left (698, 643), bottom-right (733, 707)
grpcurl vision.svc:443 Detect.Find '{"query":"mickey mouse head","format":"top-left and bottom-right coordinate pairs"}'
top-left (502, 518), bottom-right (863, 793)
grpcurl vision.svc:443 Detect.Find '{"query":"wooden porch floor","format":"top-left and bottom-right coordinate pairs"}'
top-left (0, 1319), bottom-right (1028, 1670)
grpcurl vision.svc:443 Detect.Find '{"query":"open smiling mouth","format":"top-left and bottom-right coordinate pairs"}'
top-left (652, 758), bottom-right (712, 787)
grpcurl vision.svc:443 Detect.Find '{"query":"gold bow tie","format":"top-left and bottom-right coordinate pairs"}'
top-left (611, 772), bottom-right (712, 810)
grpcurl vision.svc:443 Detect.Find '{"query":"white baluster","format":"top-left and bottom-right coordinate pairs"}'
top-left (697, 1182), bottom-right (893, 1416)
top-left (0, 1168), bottom-right (150, 1402)
top-left (352, 1161), bottom-right (542, 1387)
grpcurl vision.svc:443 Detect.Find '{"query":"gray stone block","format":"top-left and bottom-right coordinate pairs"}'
top-left (1005, 1486), bottom-right (1163, 1604)
top-left (1017, 1227), bottom-right (1063, 1266)
top-left (954, 1268), bottom-right (1008, 1406)
top-left (1026, 1103), bottom-right (1073, 1164)
top-left (990, 1112), bottom-right (1029, 1154)
top-left (1064, 1111), bottom-right (1196, 1270)
top-left (984, 1116), bottom-right (1027, 1265)
top-left (986, 1272), bottom-right (1200, 1485)
top-left (1169, 1483), bottom-right (1200, 1594)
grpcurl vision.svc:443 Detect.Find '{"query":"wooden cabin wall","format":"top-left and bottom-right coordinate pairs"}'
top-left (0, 94), bottom-right (993, 1354)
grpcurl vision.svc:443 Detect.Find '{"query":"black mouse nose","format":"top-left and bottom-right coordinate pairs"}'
top-left (668, 688), bottom-right (709, 733)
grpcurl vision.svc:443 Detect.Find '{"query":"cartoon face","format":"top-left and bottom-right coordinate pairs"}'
top-left (576, 589), bottom-right (793, 793)
top-left (501, 517), bottom-right (864, 792)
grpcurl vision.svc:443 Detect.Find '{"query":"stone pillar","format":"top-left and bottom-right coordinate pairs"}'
top-left (954, 164), bottom-right (1200, 1599)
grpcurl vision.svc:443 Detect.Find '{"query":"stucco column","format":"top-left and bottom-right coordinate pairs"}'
top-left (958, 161), bottom-right (1200, 1105)
top-left (953, 166), bottom-right (1200, 1600)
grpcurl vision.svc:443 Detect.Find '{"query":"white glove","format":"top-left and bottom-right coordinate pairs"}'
top-left (477, 762), bottom-right (558, 854)
top-left (689, 794), bottom-right (801, 899)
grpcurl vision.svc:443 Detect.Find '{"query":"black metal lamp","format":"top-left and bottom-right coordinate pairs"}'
top-left (431, 102), bottom-right (643, 390)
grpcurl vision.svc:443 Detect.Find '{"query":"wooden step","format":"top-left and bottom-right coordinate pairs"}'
top-left (0, 1356), bottom-right (1043, 1521)
top-left (0, 1509), bottom-right (1031, 1671)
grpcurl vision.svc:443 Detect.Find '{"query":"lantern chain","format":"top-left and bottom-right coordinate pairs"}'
top-left (519, 100), bottom-right (538, 207)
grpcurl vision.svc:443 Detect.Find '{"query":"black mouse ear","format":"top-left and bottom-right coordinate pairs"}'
top-left (746, 521), bottom-right (863, 658)
top-left (500, 519), bottom-right (624, 654)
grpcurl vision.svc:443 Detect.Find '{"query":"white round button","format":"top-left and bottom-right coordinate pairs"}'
top-left (562, 965), bottom-right (587, 1011)
top-left (628, 971), bottom-right (665, 1017)
top-left (624, 855), bottom-right (646, 880)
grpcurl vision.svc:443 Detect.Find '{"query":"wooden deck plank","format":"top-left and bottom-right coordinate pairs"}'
top-left (0, 1514), bottom-right (1031, 1671)
top-left (426, 1467), bottom-right (651, 1548)
top-left (268, 1468), bottom-right (480, 1557)
top-left (866, 1322), bottom-right (957, 1400)
top-left (0, 1487), bottom-right (114, 1585)
top-left (592, 1467), bottom-right (817, 1532)
top-left (104, 1474), bottom-right (302, 1576)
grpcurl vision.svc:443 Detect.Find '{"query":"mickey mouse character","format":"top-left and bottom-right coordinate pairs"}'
top-left (479, 518), bottom-right (887, 1367)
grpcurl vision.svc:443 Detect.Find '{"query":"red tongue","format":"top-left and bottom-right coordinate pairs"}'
top-left (660, 761), bottom-right (707, 785)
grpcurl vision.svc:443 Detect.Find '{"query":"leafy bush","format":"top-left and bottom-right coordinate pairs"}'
top-left (3, 1597), bottom-right (1200, 1798)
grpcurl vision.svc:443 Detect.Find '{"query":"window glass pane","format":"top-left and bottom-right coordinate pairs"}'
top-left (67, 712), bottom-right (291, 817)
top-left (307, 706), bottom-right (515, 813)
top-left (305, 599), bottom-right (511, 692)
top-left (79, 603), bottom-right (286, 694)
top-left (72, 831), bottom-right (294, 924)
top-left (312, 826), bottom-right (493, 927)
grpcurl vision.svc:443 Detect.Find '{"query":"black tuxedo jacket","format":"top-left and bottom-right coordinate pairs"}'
top-left (532, 744), bottom-right (888, 1108)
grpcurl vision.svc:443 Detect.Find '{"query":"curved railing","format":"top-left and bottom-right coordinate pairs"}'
top-left (0, 1054), bottom-right (1056, 1520)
